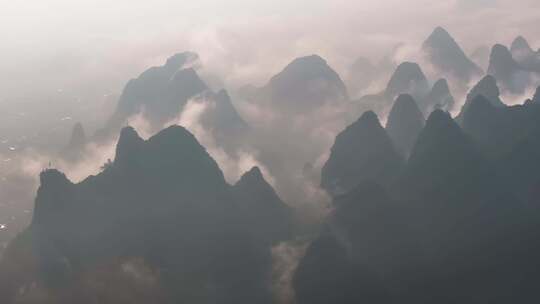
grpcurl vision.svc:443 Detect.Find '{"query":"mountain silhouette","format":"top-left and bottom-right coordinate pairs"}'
top-left (355, 62), bottom-right (430, 117)
top-left (386, 94), bottom-right (425, 157)
top-left (258, 55), bottom-right (348, 113)
top-left (488, 44), bottom-right (531, 94)
top-left (321, 111), bottom-right (403, 196)
top-left (1, 125), bottom-right (295, 304)
top-left (424, 78), bottom-right (455, 114)
top-left (295, 108), bottom-right (540, 303)
top-left (385, 62), bottom-right (430, 100)
top-left (466, 75), bottom-right (505, 107)
top-left (394, 109), bottom-right (529, 251)
top-left (198, 89), bottom-right (249, 154)
top-left (60, 122), bottom-right (87, 161)
top-left (106, 52), bottom-right (207, 130)
top-left (511, 36), bottom-right (534, 57)
top-left (422, 27), bottom-right (483, 82)
top-left (397, 110), bottom-right (494, 228)
top-left (511, 36), bottom-right (540, 72)
top-left (457, 75), bottom-right (505, 121)
top-left (232, 166), bottom-right (294, 245)
top-left (461, 85), bottom-right (540, 158)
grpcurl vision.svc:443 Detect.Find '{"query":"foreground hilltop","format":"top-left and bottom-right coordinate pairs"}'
top-left (0, 125), bottom-right (293, 304)
top-left (296, 87), bottom-right (540, 303)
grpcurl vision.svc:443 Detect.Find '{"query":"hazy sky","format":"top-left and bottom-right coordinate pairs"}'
top-left (1, 0), bottom-right (539, 98)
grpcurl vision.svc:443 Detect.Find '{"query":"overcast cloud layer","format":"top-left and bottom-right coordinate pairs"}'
top-left (1, 0), bottom-right (539, 101)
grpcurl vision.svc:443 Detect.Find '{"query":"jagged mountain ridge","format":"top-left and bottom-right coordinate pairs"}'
top-left (296, 107), bottom-right (540, 303)
top-left (1, 125), bottom-right (293, 304)
top-left (422, 27), bottom-right (483, 82)
top-left (321, 111), bottom-right (403, 196)
top-left (97, 52), bottom-right (248, 152)
top-left (252, 55), bottom-right (349, 114)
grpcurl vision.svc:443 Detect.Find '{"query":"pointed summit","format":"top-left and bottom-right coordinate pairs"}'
top-left (237, 166), bottom-right (264, 184)
top-left (32, 169), bottom-right (75, 227)
top-left (459, 75), bottom-right (505, 118)
top-left (408, 110), bottom-right (471, 169)
top-left (233, 166), bottom-right (293, 245)
top-left (423, 27), bottom-right (482, 81)
top-left (164, 68), bottom-right (208, 112)
top-left (321, 111), bottom-right (403, 196)
top-left (510, 36), bottom-right (540, 72)
top-left (488, 44), bottom-right (530, 94)
top-left (511, 36), bottom-right (533, 55)
top-left (488, 44), bottom-right (519, 75)
top-left (263, 54), bottom-right (348, 113)
top-left (186, 89), bottom-right (249, 156)
top-left (114, 126), bottom-right (144, 167)
top-left (67, 122), bottom-right (86, 149)
top-left (164, 52), bottom-right (199, 71)
top-left (460, 95), bottom-right (502, 156)
top-left (467, 75), bottom-right (504, 105)
top-left (404, 110), bottom-right (488, 197)
top-left (431, 26), bottom-right (451, 38)
top-left (61, 122), bottom-right (87, 161)
top-left (105, 52), bottom-right (208, 132)
top-left (386, 94), bottom-right (425, 157)
top-left (425, 78), bottom-right (455, 114)
top-left (385, 62), bottom-right (430, 99)
top-left (420, 110), bottom-right (458, 138)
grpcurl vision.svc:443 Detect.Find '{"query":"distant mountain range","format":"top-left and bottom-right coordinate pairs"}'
top-left (3, 26), bottom-right (540, 304)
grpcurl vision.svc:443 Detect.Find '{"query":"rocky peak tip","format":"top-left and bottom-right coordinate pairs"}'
top-left (391, 62), bottom-right (425, 78)
top-left (511, 36), bottom-right (531, 50)
top-left (147, 125), bottom-right (202, 149)
top-left (39, 169), bottom-right (71, 186)
top-left (165, 52), bottom-right (198, 69)
top-left (119, 126), bottom-right (141, 141)
top-left (468, 75), bottom-right (500, 98)
top-left (299, 54), bottom-right (325, 62)
top-left (287, 54), bottom-right (328, 67)
top-left (395, 94), bottom-right (417, 105)
top-left (244, 166), bottom-right (264, 179)
top-left (491, 44), bottom-right (512, 57)
top-left (433, 78), bottom-right (449, 88)
top-left (432, 26), bottom-right (450, 36)
top-left (478, 74), bottom-right (498, 86)
top-left (397, 61), bottom-right (421, 69)
top-left (73, 122), bottom-right (84, 131)
top-left (155, 124), bottom-right (193, 138)
top-left (236, 166), bottom-right (268, 187)
top-left (115, 126), bottom-right (144, 162)
top-left (358, 110), bottom-right (380, 124)
top-left (426, 109), bottom-right (453, 125)
top-left (68, 122), bottom-right (86, 143)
